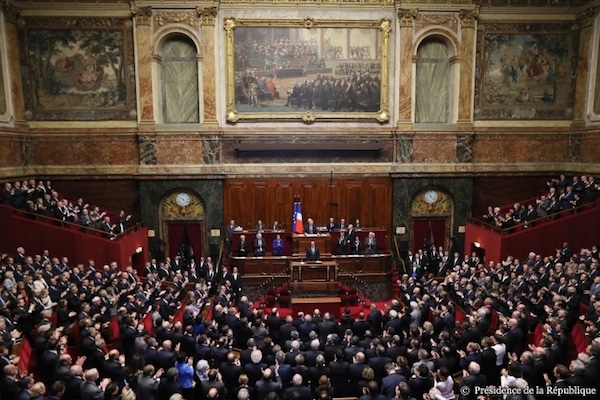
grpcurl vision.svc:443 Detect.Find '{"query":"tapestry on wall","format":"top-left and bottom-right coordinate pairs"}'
top-left (18, 17), bottom-right (136, 121)
top-left (474, 22), bottom-right (577, 120)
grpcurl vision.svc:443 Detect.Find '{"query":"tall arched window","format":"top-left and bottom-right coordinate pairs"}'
top-left (160, 35), bottom-right (199, 124)
top-left (415, 38), bottom-right (450, 124)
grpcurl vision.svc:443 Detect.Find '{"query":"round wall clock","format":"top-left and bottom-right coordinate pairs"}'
top-left (424, 190), bottom-right (439, 204)
top-left (176, 192), bottom-right (191, 207)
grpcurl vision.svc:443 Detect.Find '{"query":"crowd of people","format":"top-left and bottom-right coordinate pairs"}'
top-left (2, 180), bottom-right (132, 239)
top-left (1, 236), bottom-right (599, 400)
top-left (482, 175), bottom-right (600, 229)
top-left (285, 73), bottom-right (380, 112)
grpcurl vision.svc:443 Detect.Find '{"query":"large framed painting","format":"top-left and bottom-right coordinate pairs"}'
top-left (18, 17), bottom-right (136, 121)
top-left (474, 22), bottom-right (577, 120)
top-left (224, 17), bottom-right (391, 124)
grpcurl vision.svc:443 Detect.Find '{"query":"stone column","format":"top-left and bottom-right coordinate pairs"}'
top-left (397, 8), bottom-right (417, 129)
top-left (572, 8), bottom-right (595, 125)
top-left (458, 8), bottom-right (478, 128)
top-left (3, 3), bottom-right (25, 124)
top-left (131, 5), bottom-right (155, 130)
top-left (198, 7), bottom-right (218, 127)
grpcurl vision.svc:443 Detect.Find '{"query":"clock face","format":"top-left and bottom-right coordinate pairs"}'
top-left (176, 192), bottom-right (191, 206)
top-left (424, 190), bottom-right (438, 204)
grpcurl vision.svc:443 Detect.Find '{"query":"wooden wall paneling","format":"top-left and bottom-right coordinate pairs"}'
top-left (224, 181), bottom-right (246, 227)
top-left (299, 181), bottom-right (318, 223)
top-left (275, 182), bottom-right (294, 230)
top-left (223, 177), bottom-right (392, 232)
top-left (53, 179), bottom-right (139, 217)
top-left (346, 180), bottom-right (364, 224)
top-left (325, 183), bottom-right (340, 223)
top-left (368, 181), bottom-right (390, 228)
top-left (253, 181), bottom-right (269, 228)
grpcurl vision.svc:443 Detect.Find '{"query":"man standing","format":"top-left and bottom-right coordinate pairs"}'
top-left (305, 241), bottom-right (321, 262)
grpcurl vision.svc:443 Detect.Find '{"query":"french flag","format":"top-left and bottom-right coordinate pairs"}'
top-left (292, 199), bottom-right (304, 233)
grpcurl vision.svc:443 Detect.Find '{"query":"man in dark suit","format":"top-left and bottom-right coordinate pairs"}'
top-left (364, 231), bottom-right (378, 254)
top-left (328, 348), bottom-right (350, 395)
top-left (255, 219), bottom-right (266, 232)
top-left (350, 236), bottom-right (362, 255)
top-left (459, 362), bottom-right (487, 400)
top-left (80, 368), bottom-right (110, 400)
top-left (304, 218), bottom-right (318, 234)
top-left (367, 304), bottom-right (383, 336)
top-left (237, 235), bottom-right (249, 257)
top-left (136, 364), bottom-right (163, 400)
top-left (326, 217), bottom-right (337, 232)
top-left (305, 241), bottom-right (321, 261)
top-left (155, 340), bottom-right (177, 371)
top-left (336, 231), bottom-right (348, 255)
top-left (255, 367), bottom-right (282, 400)
top-left (283, 373), bottom-right (312, 400)
top-left (381, 363), bottom-right (406, 400)
top-left (254, 233), bottom-right (266, 257)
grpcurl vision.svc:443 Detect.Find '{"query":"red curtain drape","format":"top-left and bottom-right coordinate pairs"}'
top-left (167, 223), bottom-right (186, 260)
top-left (184, 223), bottom-right (202, 260)
top-left (412, 218), bottom-right (445, 254)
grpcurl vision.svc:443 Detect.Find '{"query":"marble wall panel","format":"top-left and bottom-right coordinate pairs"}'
top-left (29, 134), bottom-right (139, 166)
top-left (411, 134), bottom-right (456, 163)
top-left (472, 134), bottom-right (568, 164)
top-left (579, 136), bottom-right (600, 164)
top-left (0, 134), bottom-right (23, 169)
top-left (155, 135), bottom-right (203, 165)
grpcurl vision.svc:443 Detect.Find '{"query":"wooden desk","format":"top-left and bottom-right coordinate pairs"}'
top-left (289, 260), bottom-right (337, 282)
top-left (292, 233), bottom-right (331, 255)
top-left (292, 296), bottom-right (341, 318)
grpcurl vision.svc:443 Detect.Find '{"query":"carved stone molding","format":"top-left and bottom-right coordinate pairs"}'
top-left (131, 5), bottom-right (152, 26)
top-left (197, 7), bottom-right (218, 27)
top-left (415, 13), bottom-right (458, 34)
top-left (398, 8), bottom-right (418, 28)
top-left (459, 8), bottom-right (479, 29)
top-left (2, 2), bottom-right (20, 25)
top-left (154, 11), bottom-right (198, 28)
top-left (576, 8), bottom-right (595, 29)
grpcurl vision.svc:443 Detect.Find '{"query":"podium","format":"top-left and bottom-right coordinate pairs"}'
top-left (290, 261), bottom-right (337, 282)
top-left (292, 233), bottom-right (331, 255)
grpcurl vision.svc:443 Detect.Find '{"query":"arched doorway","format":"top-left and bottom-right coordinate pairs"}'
top-left (409, 187), bottom-right (454, 277)
top-left (160, 190), bottom-right (206, 264)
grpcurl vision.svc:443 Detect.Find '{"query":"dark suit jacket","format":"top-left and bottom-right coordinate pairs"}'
top-left (79, 381), bottom-right (104, 400)
top-left (305, 246), bottom-right (321, 261)
top-left (284, 385), bottom-right (312, 400)
top-left (136, 375), bottom-right (160, 400)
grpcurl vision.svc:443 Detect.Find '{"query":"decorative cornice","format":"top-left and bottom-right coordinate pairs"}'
top-left (131, 4), bottom-right (152, 26)
top-left (398, 8), bottom-right (418, 28)
top-left (154, 11), bottom-right (198, 27)
top-left (576, 8), bottom-right (595, 29)
top-left (459, 8), bottom-right (479, 29)
top-left (197, 6), bottom-right (217, 27)
top-left (2, 2), bottom-right (21, 25)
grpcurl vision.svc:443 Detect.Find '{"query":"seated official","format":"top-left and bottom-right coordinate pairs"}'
top-left (254, 233), bottom-right (266, 257)
top-left (304, 218), bottom-right (318, 234)
top-left (305, 241), bottom-right (321, 261)
top-left (364, 231), bottom-right (378, 254)
top-left (272, 221), bottom-right (281, 231)
top-left (272, 234), bottom-right (284, 256)
top-left (237, 234), bottom-right (249, 257)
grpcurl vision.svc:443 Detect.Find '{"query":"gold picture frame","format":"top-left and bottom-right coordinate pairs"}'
top-left (224, 17), bottom-right (391, 124)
